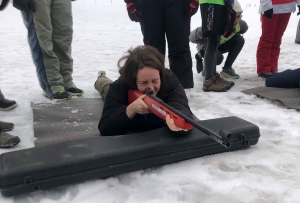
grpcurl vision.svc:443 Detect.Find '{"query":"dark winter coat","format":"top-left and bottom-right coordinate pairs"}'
top-left (99, 73), bottom-right (193, 136)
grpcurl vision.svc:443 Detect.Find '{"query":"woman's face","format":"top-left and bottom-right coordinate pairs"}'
top-left (136, 67), bottom-right (161, 96)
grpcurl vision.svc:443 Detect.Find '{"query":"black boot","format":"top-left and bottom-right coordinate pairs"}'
top-left (195, 52), bottom-right (204, 74)
top-left (0, 99), bottom-right (17, 111)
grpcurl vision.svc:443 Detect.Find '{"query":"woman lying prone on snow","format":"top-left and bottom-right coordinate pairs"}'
top-left (95, 45), bottom-right (196, 136)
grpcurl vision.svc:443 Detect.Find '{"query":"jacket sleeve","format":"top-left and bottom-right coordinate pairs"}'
top-left (259, 0), bottom-right (273, 14)
top-left (189, 27), bottom-right (207, 52)
top-left (238, 20), bottom-right (248, 34)
top-left (98, 81), bottom-right (133, 136)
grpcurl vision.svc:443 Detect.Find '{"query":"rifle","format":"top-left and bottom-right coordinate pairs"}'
top-left (128, 89), bottom-right (232, 148)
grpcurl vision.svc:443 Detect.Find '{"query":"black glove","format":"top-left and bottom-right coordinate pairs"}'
top-left (264, 8), bottom-right (273, 19)
top-left (297, 6), bottom-right (300, 16)
top-left (195, 52), bottom-right (204, 74)
top-left (183, 0), bottom-right (199, 17)
top-left (0, 0), bottom-right (9, 11)
top-left (125, 0), bottom-right (142, 22)
top-left (13, 0), bottom-right (35, 12)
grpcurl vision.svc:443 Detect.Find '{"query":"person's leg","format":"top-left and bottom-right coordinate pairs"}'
top-left (165, 0), bottom-right (193, 88)
top-left (256, 14), bottom-right (279, 75)
top-left (51, 0), bottom-right (76, 91)
top-left (265, 68), bottom-right (300, 88)
top-left (204, 34), bottom-right (219, 80)
top-left (216, 50), bottom-right (224, 66)
top-left (31, 0), bottom-right (65, 94)
top-left (296, 18), bottom-right (300, 44)
top-left (138, 0), bottom-right (165, 55)
top-left (219, 34), bottom-right (245, 79)
top-left (270, 13), bottom-right (291, 73)
top-left (94, 73), bottom-right (113, 100)
top-left (21, 10), bottom-right (53, 97)
top-left (219, 34), bottom-right (245, 68)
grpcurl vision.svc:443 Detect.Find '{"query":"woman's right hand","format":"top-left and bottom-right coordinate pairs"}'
top-left (126, 95), bottom-right (149, 118)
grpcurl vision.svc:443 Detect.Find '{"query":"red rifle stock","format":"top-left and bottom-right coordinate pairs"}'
top-left (128, 89), bottom-right (232, 148)
top-left (128, 90), bottom-right (193, 130)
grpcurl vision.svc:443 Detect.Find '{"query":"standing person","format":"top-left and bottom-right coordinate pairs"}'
top-left (199, 0), bottom-right (235, 92)
top-left (190, 0), bottom-right (247, 79)
top-left (257, 0), bottom-right (300, 78)
top-left (124, 0), bottom-right (198, 91)
top-left (13, 0), bottom-right (83, 100)
top-left (96, 45), bottom-right (195, 136)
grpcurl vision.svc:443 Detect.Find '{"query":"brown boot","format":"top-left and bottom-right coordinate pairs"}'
top-left (202, 75), bottom-right (228, 92)
top-left (215, 73), bottom-right (234, 90)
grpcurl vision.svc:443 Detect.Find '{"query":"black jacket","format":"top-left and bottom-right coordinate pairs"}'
top-left (99, 73), bottom-right (193, 136)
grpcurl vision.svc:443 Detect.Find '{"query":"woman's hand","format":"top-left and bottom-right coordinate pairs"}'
top-left (166, 114), bottom-right (188, 132)
top-left (126, 95), bottom-right (149, 118)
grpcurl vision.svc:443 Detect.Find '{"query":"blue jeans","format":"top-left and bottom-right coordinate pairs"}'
top-left (265, 68), bottom-right (300, 88)
top-left (21, 11), bottom-right (53, 97)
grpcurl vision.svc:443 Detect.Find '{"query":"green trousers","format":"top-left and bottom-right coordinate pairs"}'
top-left (31, 0), bottom-right (74, 94)
top-left (94, 76), bottom-right (113, 100)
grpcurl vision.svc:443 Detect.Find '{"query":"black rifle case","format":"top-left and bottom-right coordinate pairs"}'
top-left (0, 116), bottom-right (260, 197)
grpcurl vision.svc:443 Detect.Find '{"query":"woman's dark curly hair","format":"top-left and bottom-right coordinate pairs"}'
top-left (118, 45), bottom-right (170, 99)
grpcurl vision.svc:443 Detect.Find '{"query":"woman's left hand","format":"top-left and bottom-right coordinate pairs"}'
top-left (166, 114), bottom-right (188, 132)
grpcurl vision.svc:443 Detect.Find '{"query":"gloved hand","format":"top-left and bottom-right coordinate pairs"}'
top-left (264, 8), bottom-right (273, 19)
top-left (0, 0), bottom-right (9, 11)
top-left (195, 52), bottom-right (204, 74)
top-left (183, 0), bottom-right (199, 17)
top-left (13, 0), bottom-right (35, 12)
top-left (297, 6), bottom-right (300, 16)
top-left (224, 0), bottom-right (234, 5)
top-left (125, 0), bottom-right (142, 22)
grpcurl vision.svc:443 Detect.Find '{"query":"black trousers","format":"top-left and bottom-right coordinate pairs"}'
top-left (217, 34), bottom-right (245, 69)
top-left (138, 0), bottom-right (193, 88)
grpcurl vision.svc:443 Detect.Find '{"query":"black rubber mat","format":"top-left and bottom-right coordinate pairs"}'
top-left (32, 98), bottom-right (103, 147)
top-left (242, 87), bottom-right (300, 110)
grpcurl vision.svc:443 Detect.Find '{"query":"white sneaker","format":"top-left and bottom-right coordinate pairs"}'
top-left (98, 71), bottom-right (106, 78)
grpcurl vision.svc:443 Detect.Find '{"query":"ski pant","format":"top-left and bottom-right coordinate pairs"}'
top-left (296, 18), bottom-right (300, 43)
top-left (256, 13), bottom-right (291, 74)
top-left (0, 90), bottom-right (4, 101)
top-left (94, 76), bottom-right (113, 100)
top-left (22, 0), bottom-right (74, 94)
top-left (138, 0), bottom-right (193, 89)
top-left (21, 11), bottom-right (53, 97)
top-left (218, 34), bottom-right (245, 69)
top-left (265, 68), bottom-right (300, 88)
top-left (200, 3), bottom-right (224, 80)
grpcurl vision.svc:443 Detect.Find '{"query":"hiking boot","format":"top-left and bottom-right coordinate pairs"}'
top-left (0, 130), bottom-right (20, 148)
top-left (195, 53), bottom-right (204, 74)
top-left (67, 87), bottom-right (84, 96)
top-left (258, 72), bottom-right (273, 78)
top-left (202, 75), bottom-right (228, 92)
top-left (0, 98), bottom-right (17, 111)
top-left (220, 67), bottom-right (240, 79)
top-left (52, 90), bottom-right (72, 101)
top-left (0, 121), bottom-right (14, 132)
top-left (98, 71), bottom-right (106, 78)
top-left (215, 73), bottom-right (234, 89)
